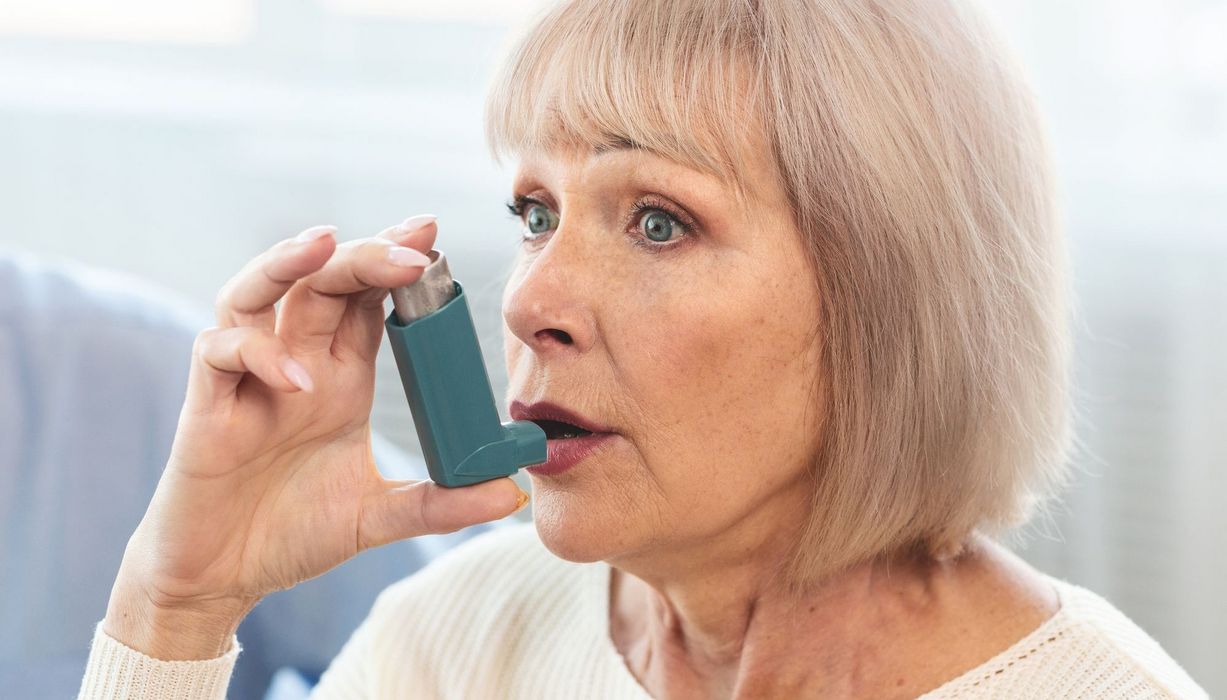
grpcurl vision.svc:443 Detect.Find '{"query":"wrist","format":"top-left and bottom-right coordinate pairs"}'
top-left (103, 579), bottom-right (258, 661)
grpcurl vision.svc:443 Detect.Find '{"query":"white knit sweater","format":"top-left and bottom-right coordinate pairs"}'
top-left (79, 524), bottom-right (1208, 699)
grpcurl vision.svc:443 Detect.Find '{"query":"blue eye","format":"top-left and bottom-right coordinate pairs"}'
top-left (525, 204), bottom-right (558, 236)
top-left (640, 210), bottom-right (677, 243)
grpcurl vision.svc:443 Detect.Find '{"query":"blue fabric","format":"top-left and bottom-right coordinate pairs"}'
top-left (0, 253), bottom-right (492, 699)
top-left (262, 667), bottom-right (316, 700)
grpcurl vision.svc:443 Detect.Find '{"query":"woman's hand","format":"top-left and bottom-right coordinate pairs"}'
top-left (102, 218), bottom-right (526, 660)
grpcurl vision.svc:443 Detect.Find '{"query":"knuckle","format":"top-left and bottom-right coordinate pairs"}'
top-left (236, 326), bottom-right (272, 352)
top-left (192, 327), bottom-right (224, 358)
top-left (248, 328), bottom-right (280, 354)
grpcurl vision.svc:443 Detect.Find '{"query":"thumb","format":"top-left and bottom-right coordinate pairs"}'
top-left (357, 477), bottom-right (528, 551)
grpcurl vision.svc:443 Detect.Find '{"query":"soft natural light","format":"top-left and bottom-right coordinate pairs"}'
top-left (0, 1), bottom-right (1222, 697)
top-left (0, 0), bottom-right (253, 43)
top-left (321, 0), bottom-right (550, 23)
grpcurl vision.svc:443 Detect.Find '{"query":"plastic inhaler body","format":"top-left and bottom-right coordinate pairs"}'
top-left (384, 250), bottom-right (546, 487)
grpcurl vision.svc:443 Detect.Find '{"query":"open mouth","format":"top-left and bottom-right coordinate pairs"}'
top-left (531, 419), bottom-right (595, 440)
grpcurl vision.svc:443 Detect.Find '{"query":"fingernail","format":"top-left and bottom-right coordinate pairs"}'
top-left (281, 357), bottom-right (315, 392)
top-left (399, 214), bottom-right (437, 233)
top-left (387, 246), bottom-right (432, 268)
top-left (295, 225), bottom-right (337, 243)
top-left (513, 488), bottom-right (530, 513)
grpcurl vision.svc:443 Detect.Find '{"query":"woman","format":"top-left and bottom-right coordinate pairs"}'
top-left (80, 0), bottom-right (1206, 698)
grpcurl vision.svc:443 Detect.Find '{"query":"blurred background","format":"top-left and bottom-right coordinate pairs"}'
top-left (1, 0), bottom-right (1224, 696)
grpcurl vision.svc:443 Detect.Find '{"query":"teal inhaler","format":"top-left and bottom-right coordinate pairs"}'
top-left (384, 250), bottom-right (546, 487)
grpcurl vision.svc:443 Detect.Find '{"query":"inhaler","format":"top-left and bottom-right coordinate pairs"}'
top-left (384, 250), bottom-right (547, 487)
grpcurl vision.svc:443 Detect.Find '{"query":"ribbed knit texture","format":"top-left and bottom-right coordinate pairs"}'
top-left (78, 621), bottom-right (238, 699)
top-left (79, 524), bottom-right (1207, 698)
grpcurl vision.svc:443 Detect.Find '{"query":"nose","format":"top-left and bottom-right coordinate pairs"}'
top-left (502, 233), bottom-right (599, 359)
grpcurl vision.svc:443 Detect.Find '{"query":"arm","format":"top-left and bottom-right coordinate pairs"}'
top-left (78, 623), bottom-right (240, 700)
top-left (78, 219), bottom-right (526, 698)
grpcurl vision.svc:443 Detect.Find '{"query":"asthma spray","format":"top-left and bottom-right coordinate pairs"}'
top-left (384, 250), bottom-right (547, 487)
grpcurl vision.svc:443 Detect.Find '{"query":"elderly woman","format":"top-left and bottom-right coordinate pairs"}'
top-left (80, 0), bottom-right (1205, 698)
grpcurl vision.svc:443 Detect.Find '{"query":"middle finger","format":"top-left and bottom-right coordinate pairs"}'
top-left (276, 234), bottom-right (432, 355)
top-left (215, 225), bottom-right (338, 329)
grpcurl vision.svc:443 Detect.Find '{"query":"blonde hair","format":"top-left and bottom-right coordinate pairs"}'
top-left (486, 0), bottom-right (1078, 585)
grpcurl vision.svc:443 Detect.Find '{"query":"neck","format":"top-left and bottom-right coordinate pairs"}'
top-left (608, 528), bottom-right (1058, 699)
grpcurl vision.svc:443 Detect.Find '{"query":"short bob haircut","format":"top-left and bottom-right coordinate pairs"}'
top-left (485, 0), bottom-right (1078, 585)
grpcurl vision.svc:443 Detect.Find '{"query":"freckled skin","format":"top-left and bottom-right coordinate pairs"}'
top-left (499, 145), bottom-right (1057, 699)
top-left (501, 144), bottom-right (823, 567)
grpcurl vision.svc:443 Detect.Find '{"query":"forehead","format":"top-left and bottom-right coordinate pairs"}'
top-left (484, 0), bottom-right (772, 202)
top-left (509, 131), bottom-right (783, 212)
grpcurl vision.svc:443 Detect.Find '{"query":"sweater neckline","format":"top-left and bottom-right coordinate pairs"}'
top-left (585, 561), bottom-right (1071, 699)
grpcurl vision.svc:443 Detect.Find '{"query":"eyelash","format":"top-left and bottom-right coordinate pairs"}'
top-left (504, 194), bottom-right (696, 254)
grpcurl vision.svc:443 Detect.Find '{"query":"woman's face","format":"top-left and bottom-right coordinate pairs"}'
top-left (502, 141), bottom-right (825, 570)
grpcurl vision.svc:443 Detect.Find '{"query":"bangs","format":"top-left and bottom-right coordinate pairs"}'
top-left (484, 0), bottom-right (1074, 586)
top-left (484, 0), bottom-right (763, 189)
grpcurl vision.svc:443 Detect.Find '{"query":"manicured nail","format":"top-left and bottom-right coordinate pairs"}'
top-left (387, 246), bottom-right (432, 268)
top-left (280, 357), bottom-right (315, 392)
top-left (513, 488), bottom-right (530, 513)
top-left (399, 214), bottom-right (437, 233)
top-left (295, 225), bottom-right (337, 243)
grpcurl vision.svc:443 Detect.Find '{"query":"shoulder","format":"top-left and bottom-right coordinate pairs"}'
top-left (928, 576), bottom-right (1207, 699)
top-left (1048, 578), bottom-right (1207, 699)
top-left (356, 522), bottom-right (608, 696)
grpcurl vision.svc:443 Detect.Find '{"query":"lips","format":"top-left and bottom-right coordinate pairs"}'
top-left (509, 400), bottom-right (613, 435)
top-left (509, 400), bottom-right (617, 476)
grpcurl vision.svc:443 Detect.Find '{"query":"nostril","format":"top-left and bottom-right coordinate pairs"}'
top-left (535, 328), bottom-right (573, 345)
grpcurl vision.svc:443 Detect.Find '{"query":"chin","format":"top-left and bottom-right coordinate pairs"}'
top-left (528, 480), bottom-right (638, 564)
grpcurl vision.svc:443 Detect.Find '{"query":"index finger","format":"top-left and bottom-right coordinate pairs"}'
top-left (376, 215), bottom-right (438, 252)
top-left (215, 225), bottom-right (338, 328)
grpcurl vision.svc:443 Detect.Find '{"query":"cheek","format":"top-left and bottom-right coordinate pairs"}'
top-left (521, 242), bottom-right (823, 557)
top-left (614, 270), bottom-right (820, 499)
